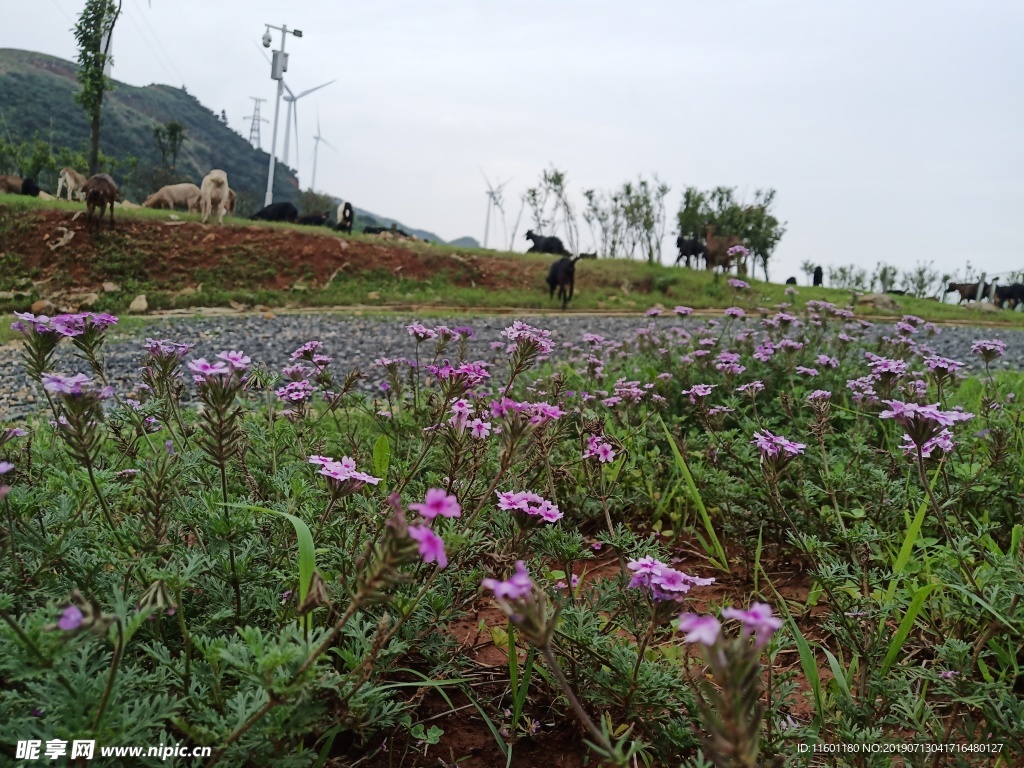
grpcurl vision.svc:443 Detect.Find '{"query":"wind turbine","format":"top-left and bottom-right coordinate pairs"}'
top-left (481, 170), bottom-right (511, 250)
top-left (281, 79), bottom-right (335, 179)
top-left (310, 110), bottom-right (336, 192)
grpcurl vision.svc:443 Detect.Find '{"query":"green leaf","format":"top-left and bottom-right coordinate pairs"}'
top-left (822, 647), bottom-right (852, 704)
top-left (880, 583), bottom-right (942, 675)
top-left (373, 434), bottom-right (391, 481)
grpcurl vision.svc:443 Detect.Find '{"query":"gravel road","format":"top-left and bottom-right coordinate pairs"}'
top-left (2, 312), bottom-right (1022, 420)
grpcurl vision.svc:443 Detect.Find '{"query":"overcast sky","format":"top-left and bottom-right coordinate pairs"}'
top-left (8, 0), bottom-right (1024, 283)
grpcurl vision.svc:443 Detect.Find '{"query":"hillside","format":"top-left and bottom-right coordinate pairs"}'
top-left (0, 48), bottom-right (447, 241)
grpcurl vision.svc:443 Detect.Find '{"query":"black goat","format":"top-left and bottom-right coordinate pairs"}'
top-left (675, 236), bottom-right (706, 268)
top-left (813, 266), bottom-right (823, 286)
top-left (785, 276), bottom-right (797, 285)
top-left (250, 202), bottom-right (299, 222)
top-left (297, 211), bottom-right (330, 226)
top-left (546, 253), bottom-right (596, 309)
top-left (525, 229), bottom-right (570, 256)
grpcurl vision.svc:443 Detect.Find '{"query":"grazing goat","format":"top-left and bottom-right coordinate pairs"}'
top-left (336, 201), bottom-right (354, 234)
top-left (993, 283), bottom-right (1024, 309)
top-left (83, 174), bottom-right (117, 234)
top-left (297, 211), bottom-right (331, 226)
top-left (56, 167), bottom-right (88, 201)
top-left (785, 276), bottom-right (797, 285)
top-left (546, 252), bottom-right (596, 309)
top-left (944, 281), bottom-right (990, 304)
top-left (365, 224), bottom-right (413, 238)
top-left (143, 182), bottom-right (201, 212)
top-left (813, 266), bottom-right (823, 287)
top-left (525, 229), bottom-right (570, 256)
top-left (250, 202), bottom-right (299, 222)
top-left (675, 236), bottom-right (706, 268)
top-left (200, 170), bottom-right (229, 224)
top-left (703, 224), bottom-right (742, 272)
top-left (0, 175), bottom-right (41, 196)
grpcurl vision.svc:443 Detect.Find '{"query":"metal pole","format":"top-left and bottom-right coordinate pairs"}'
top-left (264, 25), bottom-right (288, 207)
top-left (483, 196), bottom-right (491, 249)
top-left (282, 100), bottom-right (293, 167)
top-left (977, 272), bottom-right (986, 303)
top-left (311, 137), bottom-right (319, 191)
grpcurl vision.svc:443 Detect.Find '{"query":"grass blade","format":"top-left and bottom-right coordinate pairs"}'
top-left (880, 583), bottom-right (942, 675)
top-left (656, 415), bottom-right (728, 570)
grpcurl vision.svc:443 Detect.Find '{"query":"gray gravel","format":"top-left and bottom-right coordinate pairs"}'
top-left (2, 312), bottom-right (1023, 420)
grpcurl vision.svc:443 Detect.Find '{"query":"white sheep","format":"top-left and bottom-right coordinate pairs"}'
top-left (56, 167), bottom-right (88, 202)
top-left (200, 169), bottom-right (229, 225)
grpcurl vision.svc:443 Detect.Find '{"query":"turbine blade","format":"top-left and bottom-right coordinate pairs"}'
top-left (296, 80), bottom-right (336, 99)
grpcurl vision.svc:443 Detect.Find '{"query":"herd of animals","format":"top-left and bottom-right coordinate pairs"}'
top-left (1, 169), bottom-right (1022, 311)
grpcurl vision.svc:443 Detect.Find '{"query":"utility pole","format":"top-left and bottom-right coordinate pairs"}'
top-left (262, 23), bottom-right (303, 207)
top-left (245, 96), bottom-right (267, 149)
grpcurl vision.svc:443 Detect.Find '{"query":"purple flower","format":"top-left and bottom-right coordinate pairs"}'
top-left (971, 339), bottom-right (1006, 362)
top-left (795, 366), bottom-right (819, 377)
top-left (470, 419), bottom-right (492, 439)
top-left (501, 321), bottom-right (555, 356)
top-left (807, 390), bottom-right (832, 402)
top-left (482, 561), bottom-right (533, 599)
top-left (409, 488), bottom-right (462, 519)
top-left (408, 525), bottom-right (447, 569)
top-left (406, 323), bottom-right (438, 342)
top-left (216, 350), bottom-right (251, 370)
top-left (722, 602), bottom-right (783, 647)
top-left (276, 380), bottom-right (316, 403)
top-left (727, 278), bottom-right (750, 289)
top-left (677, 613), bottom-right (721, 645)
top-left (57, 605), bottom-right (84, 631)
top-left (674, 306), bottom-right (694, 316)
top-left (736, 380), bottom-right (765, 395)
top-left (188, 358), bottom-right (231, 377)
top-left (291, 340), bottom-right (325, 359)
top-left (645, 307), bottom-right (662, 317)
top-left (682, 383), bottom-right (716, 403)
top-left (939, 670), bottom-right (959, 680)
top-left (42, 372), bottom-right (92, 395)
top-left (724, 307), bottom-right (746, 318)
top-left (751, 430), bottom-right (806, 458)
top-left (0, 461), bottom-right (13, 475)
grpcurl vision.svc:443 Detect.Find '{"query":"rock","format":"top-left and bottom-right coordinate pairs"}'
top-left (30, 299), bottom-right (54, 314)
top-left (855, 293), bottom-right (901, 312)
top-left (128, 295), bottom-right (148, 314)
top-left (262, 311), bottom-right (276, 320)
top-left (229, 301), bottom-right (248, 311)
top-left (366, 291), bottom-right (381, 300)
top-left (291, 283), bottom-right (309, 292)
top-left (974, 302), bottom-right (1000, 313)
top-left (102, 281), bottom-right (120, 293)
top-left (75, 293), bottom-right (100, 309)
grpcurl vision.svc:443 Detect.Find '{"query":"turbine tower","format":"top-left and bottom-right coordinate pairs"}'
top-left (281, 79), bottom-right (335, 179)
top-left (481, 170), bottom-right (510, 250)
top-left (310, 111), bottom-right (335, 192)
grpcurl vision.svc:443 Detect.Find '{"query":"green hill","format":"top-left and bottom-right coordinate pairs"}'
top-left (0, 48), bottom-right (446, 241)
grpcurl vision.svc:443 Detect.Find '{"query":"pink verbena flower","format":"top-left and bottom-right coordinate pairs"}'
top-left (276, 380), bottom-right (316, 403)
top-left (751, 430), bottom-right (806, 458)
top-left (482, 560), bottom-right (533, 599)
top-left (42, 372), bottom-right (92, 395)
top-left (677, 613), bottom-right (721, 645)
top-left (57, 605), bottom-right (84, 631)
top-left (216, 350), bottom-right (251, 370)
top-left (188, 358), bottom-right (231, 377)
top-left (971, 338), bottom-right (1006, 362)
top-left (722, 602), bottom-right (783, 648)
top-left (408, 525), bottom-right (447, 569)
top-left (807, 389), bottom-right (832, 402)
top-left (674, 306), bottom-right (694, 316)
top-left (409, 488), bottom-right (462, 519)
top-left (406, 323), bottom-right (438, 342)
top-left (682, 383), bottom-right (716, 404)
top-left (645, 307), bottom-right (662, 317)
top-left (727, 278), bottom-right (749, 289)
top-left (470, 418), bottom-right (492, 439)
top-left (501, 321), bottom-right (554, 356)
top-left (724, 307), bottom-right (746, 318)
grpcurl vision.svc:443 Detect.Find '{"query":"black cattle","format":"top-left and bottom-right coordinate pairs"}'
top-left (993, 283), bottom-right (1024, 309)
top-left (785, 276), bottom-right (797, 285)
top-left (675, 236), bottom-right (706, 268)
top-left (0, 175), bottom-right (41, 196)
top-left (250, 202), bottom-right (299, 222)
top-left (336, 201), bottom-right (354, 234)
top-left (886, 289), bottom-right (908, 296)
top-left (364, 224), bottom-right (412, 237)
top-left (813, 266), bottom-right (823, 287)
top-left (297, 211), bottom-right (330, 226)
top-left (546, 252), bottom-right (596, 309)
top-left (525, 229), bottom-right (570, 256)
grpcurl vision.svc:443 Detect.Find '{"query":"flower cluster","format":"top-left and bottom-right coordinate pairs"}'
top-left (309, 455), bottom-right (381, 497)
top-left (495, 490), bottom-right (563, 523)
top-left (583, 435), bottom-right (616, 463)
top-left (678, 602), bottom-right (782, 649)
top-left (627, 556), bottom-right (714, 602)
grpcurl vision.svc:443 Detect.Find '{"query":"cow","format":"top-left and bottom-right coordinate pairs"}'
top-left (993, 283), bottom-right (1024, 309)
top-left (813, 266), bottom-right (824, 287)
top-left (336, 201), bottom-right (354, 234)
top-left (675, 236), bottom-right (706, 269)
top-left (250, 202), bottom-right (299, 222)
top-left (525, 229), bottom-right (570, 256)
top-left (704, 223), bottom-right (742, 272)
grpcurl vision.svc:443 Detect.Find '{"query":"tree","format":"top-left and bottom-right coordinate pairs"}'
top-left (73, 0), bottom-right (122, 174)
top-left (153, 121), bottom-right (186, 170)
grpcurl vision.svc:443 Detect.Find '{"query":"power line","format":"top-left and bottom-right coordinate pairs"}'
top-left (129, 0), bottom-right (188, 85)
top-left (119, 7), bottom-right (179, 85)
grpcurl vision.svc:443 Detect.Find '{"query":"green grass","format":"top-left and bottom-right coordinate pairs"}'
top-left (4, 193), bottom-right (1024, 327)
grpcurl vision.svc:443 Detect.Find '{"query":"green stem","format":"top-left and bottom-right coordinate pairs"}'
top-left (92, 619), bottom-right (125, 732)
